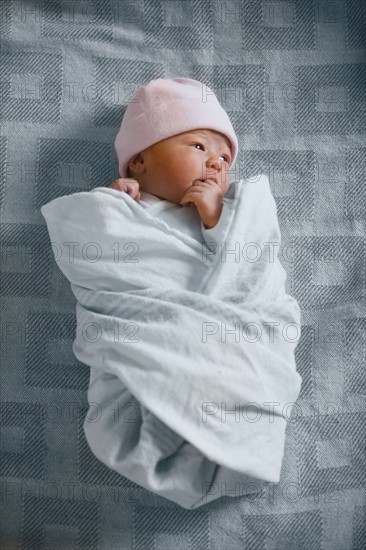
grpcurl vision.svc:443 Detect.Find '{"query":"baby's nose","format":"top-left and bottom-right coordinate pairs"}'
top-left (206, 159), bottom-right (220, 171)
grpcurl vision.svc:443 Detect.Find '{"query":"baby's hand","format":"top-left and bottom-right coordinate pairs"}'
top-left (110, 178), bottom-right (141, 202)
top-left (180, 179), bottom-right (224, 228)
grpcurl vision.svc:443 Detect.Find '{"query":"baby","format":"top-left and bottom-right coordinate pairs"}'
top-left (41, 78), bottom-right (301, 509)
top-left (40, 76), bottom-right (303, 510)
top-left (110, 77), bottom-right (239, 244)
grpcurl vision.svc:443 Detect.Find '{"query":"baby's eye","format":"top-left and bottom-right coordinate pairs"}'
top-left (193, 143), bottom-right (230, 163)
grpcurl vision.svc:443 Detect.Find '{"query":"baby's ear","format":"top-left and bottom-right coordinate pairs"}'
top-left (128, 153), bottom-right (144, 175)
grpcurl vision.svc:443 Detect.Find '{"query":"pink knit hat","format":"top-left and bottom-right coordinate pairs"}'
top-left (114, 77), bottom-right (238, 178)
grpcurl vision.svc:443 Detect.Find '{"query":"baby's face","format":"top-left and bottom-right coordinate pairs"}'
top-left (129, 128), bottom-right (232, 204)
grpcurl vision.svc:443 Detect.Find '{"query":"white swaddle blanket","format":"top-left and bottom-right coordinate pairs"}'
top-left (40, 174), bottom-right (302, 509)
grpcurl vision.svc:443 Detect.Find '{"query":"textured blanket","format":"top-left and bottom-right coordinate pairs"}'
top-left (40, 174), bottom-right (302, 509)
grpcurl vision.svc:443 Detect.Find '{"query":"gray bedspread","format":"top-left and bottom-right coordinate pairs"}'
top-left (1, 1), bottom-right (365, 548)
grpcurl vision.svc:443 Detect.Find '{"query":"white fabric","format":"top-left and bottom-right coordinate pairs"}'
top-left (40, 175), bottom-right (302, 510)
top-left (138, 189), bottom-right (232, 248)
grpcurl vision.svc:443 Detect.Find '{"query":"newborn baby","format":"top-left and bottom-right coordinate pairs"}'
top-left (40, 77), bottom-right (303, 510)
top-left (110, 77), bottom-right (239, 248)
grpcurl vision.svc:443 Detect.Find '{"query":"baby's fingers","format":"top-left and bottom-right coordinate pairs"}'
top-left (110, 179), bottom-right (127, 191)
top-left (110, 179), bottom-right (141, 202)
top-left (110, 178), bottom-right (140, 199)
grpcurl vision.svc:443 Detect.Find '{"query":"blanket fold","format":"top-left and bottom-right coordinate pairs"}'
top-left (41, 174), bottom-right (302, 509)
